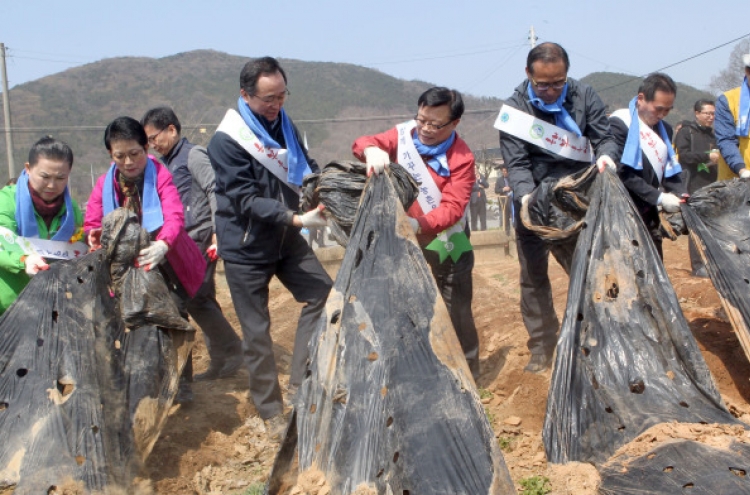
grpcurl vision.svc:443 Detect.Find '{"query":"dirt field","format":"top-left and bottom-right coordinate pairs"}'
top-left (143, 234), bottom-right (750, 494)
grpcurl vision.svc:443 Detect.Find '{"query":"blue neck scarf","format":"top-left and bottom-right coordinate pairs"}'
top-left (620, 97), bottom-right (681, 178)
top-left (527, 82), bottom-right (582, 137)
top-left (237, 97), bottom-right (311, 186)
top-left (412, 129), bottom-right (456, 177)
top-left (737, 76), bottom-right (750, 137)
top-left (15, 169), bottom-right (75, 241)
top-left (102, 157), bottom-right (164, 233)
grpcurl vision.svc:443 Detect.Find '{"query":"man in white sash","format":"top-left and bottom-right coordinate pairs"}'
top-left (610, 73), bottom-right (687, 260)
top-left (207, 57), bottom-right (332, 441)
top-left (352, 87), bottom-right (480, 380)
top-left (497, 42), bottom-right (619, 373)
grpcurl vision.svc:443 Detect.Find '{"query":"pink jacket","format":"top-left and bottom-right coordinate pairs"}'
top-left (84, 158), bottom-right (205, 297)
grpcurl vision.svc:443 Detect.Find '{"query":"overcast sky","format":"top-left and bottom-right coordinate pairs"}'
top-left (2, 0), bottom-right (749, 100)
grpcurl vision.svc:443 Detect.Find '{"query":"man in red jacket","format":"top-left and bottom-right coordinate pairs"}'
top-left (352, 87), bottom-right (480, 380)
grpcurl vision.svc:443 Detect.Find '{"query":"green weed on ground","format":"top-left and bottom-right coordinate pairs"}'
top-left (519, 475), bottom-right (552, 495)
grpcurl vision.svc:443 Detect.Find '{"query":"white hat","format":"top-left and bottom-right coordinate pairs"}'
top-left (743, 53), bottom-right (750, 68)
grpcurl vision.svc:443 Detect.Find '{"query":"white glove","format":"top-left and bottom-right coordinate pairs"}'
top-left (740, 168), bottom-right (750, 179)
top-left (596, 155), bottom-right (616, 173)
top-left (137, 240), bottom-right (169, 271)
top-left (407, 217), bottom-right (420, 233)
top-left (363, 147), bottom-right (390, 177)
top-left (299, 205), bottom-right (328, 228)
top-left (658, 192), bottom-right (682, 213)
top-left (24, 254), bottom-right (49, 277)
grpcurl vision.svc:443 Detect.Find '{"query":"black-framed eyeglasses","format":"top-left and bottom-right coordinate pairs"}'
top-left (415, 116), bottom-right (455, 130)
top-left (251, 89), bottom-right (290, 104)
top-left (147, 128), bottom-right (165, 144)
top-left (530, 76), bottom-right (567, 91)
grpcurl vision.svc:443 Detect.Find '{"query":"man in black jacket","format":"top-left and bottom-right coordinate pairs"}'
top-left (142, 107), bottom-right (244, 392)
top-left (674, 99), bottom-right (719, 194)
top-left (497, 42), bottom-right (618, 373)
top-left (610, 73), bottom-right (687, 260)
top-left (207, 57), bottom-right (332, 441)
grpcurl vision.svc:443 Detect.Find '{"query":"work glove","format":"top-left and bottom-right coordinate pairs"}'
top-left (206, 244), bottom-right (219, 262)
top-left (407, 217), bottom-right (420, 234)
top-left (596, 155), bottom-right (616, 173)
top-left (521, 194), bottom-right (530, 210)
top-left (299, 205), bottom-right (328, 228)
top-left (137, 240), bottom-right (169, 271)
top-left (740, 168), bottom-right (750, 179)
top-left (24, 254), bottom-right (49, 277)
top-left (658, 192), bottom-right (682, 213)
top-left (363, 147), bottom-right (390, 177)
top-left (88, 228), bottom-right (103, 251)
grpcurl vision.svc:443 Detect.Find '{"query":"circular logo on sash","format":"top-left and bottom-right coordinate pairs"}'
top-left (529, 124), bottom-right (544, 139)
top-left (445, 241), bottom-right (454, 252)
top-left (239, 127), bottom-right (253, 140)
top-left (500, 112), bottom-right (510, 123)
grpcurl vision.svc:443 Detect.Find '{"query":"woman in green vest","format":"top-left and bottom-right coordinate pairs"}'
top-left (0, 137), bottom-right (83, 314)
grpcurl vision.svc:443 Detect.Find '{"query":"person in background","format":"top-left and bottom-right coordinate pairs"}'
top-left (207, 57), bottom-right (332, 442)
top-left (494, 166), bottom-right (513, 235)
top-left (714, 53), bottom-right (750, 180)
top-left (0, 137), bottom-right (83, 314)
top-left (609, 73), bottom-right (687, 260)
top-left (469, 172), bottom-right (489, 231)
top-left (141, 107), bottom-right (244, 382)
top-left (353, 87), bottom-right (481, 380)
top-left (85, 116), bottom-right (206, 404)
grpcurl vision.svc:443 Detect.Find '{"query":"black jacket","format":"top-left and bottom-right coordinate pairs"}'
top-left (499, 77), bottom-right (619, 199)
top-left (673, 120), bottom-right (717, 193)
top-left (207, 112), bottom-right (319, 264)
top-left (610, 116), bottom-right (687, 213)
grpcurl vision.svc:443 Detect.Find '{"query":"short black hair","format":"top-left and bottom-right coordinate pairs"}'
top-left (141, 106), bottom-right (182, 134)
top-left (103, 116), bottom-right (148, 151)
top-left (527, 42), bottom-right (570, 75)
top-left (28, 136), bottom-right (74, 168)
top-left (417, 87), bottom-right (465, 121)
top-left (240, 56), bottom-right (287, 95)
top-left (694, 99), bottom-right (715, 112)
top-left (638, 73), bottom-right (677, 101)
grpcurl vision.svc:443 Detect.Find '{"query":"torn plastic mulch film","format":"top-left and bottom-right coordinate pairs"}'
top-left (520, 168), bottom-right (739, 466)
top-left (294, 168), bottom-right (515, 494)
top-left (0, 208), bottom-right (193, 493)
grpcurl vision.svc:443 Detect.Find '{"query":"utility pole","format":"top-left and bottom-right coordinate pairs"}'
top-left (0, 43), bottom-right (15, 179)
top-left (529, 26), bottom-right (538, 49)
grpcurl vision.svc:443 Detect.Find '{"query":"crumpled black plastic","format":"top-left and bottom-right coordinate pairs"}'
top-left (522, 169), bottom-right (739, 466)
top-left (0, 208), bottom-right (193, 494)
top-left (294, 173), bottom-right (514, 494)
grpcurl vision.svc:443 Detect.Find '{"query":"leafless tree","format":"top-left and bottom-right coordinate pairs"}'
top-left (708, 38), bottom-right (750, 94)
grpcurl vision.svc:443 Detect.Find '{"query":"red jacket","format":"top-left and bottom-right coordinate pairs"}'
top-left (352, 126), bottom-right (476, 242)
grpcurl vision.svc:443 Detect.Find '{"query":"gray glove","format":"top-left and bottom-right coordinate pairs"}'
top-left (659, 192), bottom-right (682, 213)
top-left (363, 147), bottom-right (390, 176)
top-left (299, 206), bottom-right (328, 228)
top-left (740, 168), bottom-right (750, 179)
top-left (137, 240), bottom-right (169, 271)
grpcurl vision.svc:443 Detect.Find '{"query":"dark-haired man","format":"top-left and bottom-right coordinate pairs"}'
top-left (674, 99), bottom-right (718, 193)
top-left (496, 42), bottom-right (618, 373)
top-left (207, 57), bottom-right (332, 441)
top-left (141, 107), bottom-right (243, 391)
top-left (352, 87), bottom-right (480, 380)
top-left (610, 73), bottom-right (687, 260)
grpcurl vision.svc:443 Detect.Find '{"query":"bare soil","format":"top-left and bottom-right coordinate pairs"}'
top-left (143, 234), bottom-right (750, 494)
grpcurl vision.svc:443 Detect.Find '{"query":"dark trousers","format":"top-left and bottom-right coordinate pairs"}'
top-left (470, 201), bottom-right (487, 231)
top-left (186, 260), bottom-right (241, 363)
top-left (223, 240), bottom-right (332, 419)
top-left (423, 248), bottom-right (480, 379)
top-left (515, 202), bottom-right (560, 356)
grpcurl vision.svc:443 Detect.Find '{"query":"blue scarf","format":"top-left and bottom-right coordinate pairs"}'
top-left (237, 97), bottom-right (311, 186)
top-left (15, 169), bottom-right (76, 241)
top-left (412, 130), bottom-right (456, 177)
top-left (527, 82), bottom-right (582, 137)
top-left (620, 97), bottom-right (681, 178)
top-left (102, 158), bottom-right (164, 233)
top-left (737, 76), bottom-right (750, 137)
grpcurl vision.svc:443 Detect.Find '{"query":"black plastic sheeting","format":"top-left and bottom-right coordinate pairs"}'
top-left (682, 179), bottom-right (750, 363)
top-left (528, 168), bottom-right (738, 466)
top-left (294, 173), bottom-right (514, 494)
top-left (0, 208), bottom-right (193, 494)
top-left (599, 440), bottom-right (750, 494)
top-left (301, 160), bottom-right (419, 247)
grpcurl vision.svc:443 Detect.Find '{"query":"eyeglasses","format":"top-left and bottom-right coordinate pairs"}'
top-left (530, 76), bottom-right (568, 91)
top-left (251, 89), bottom-right (290, 104)
top-left (415, 116), bottom-right (455, 130)
top-left (112, 148), bottom-right (145, 163)
top-left (699, 111), bottom-right (716, 116)
top-left (147, 128), bottom-right (165, 144)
